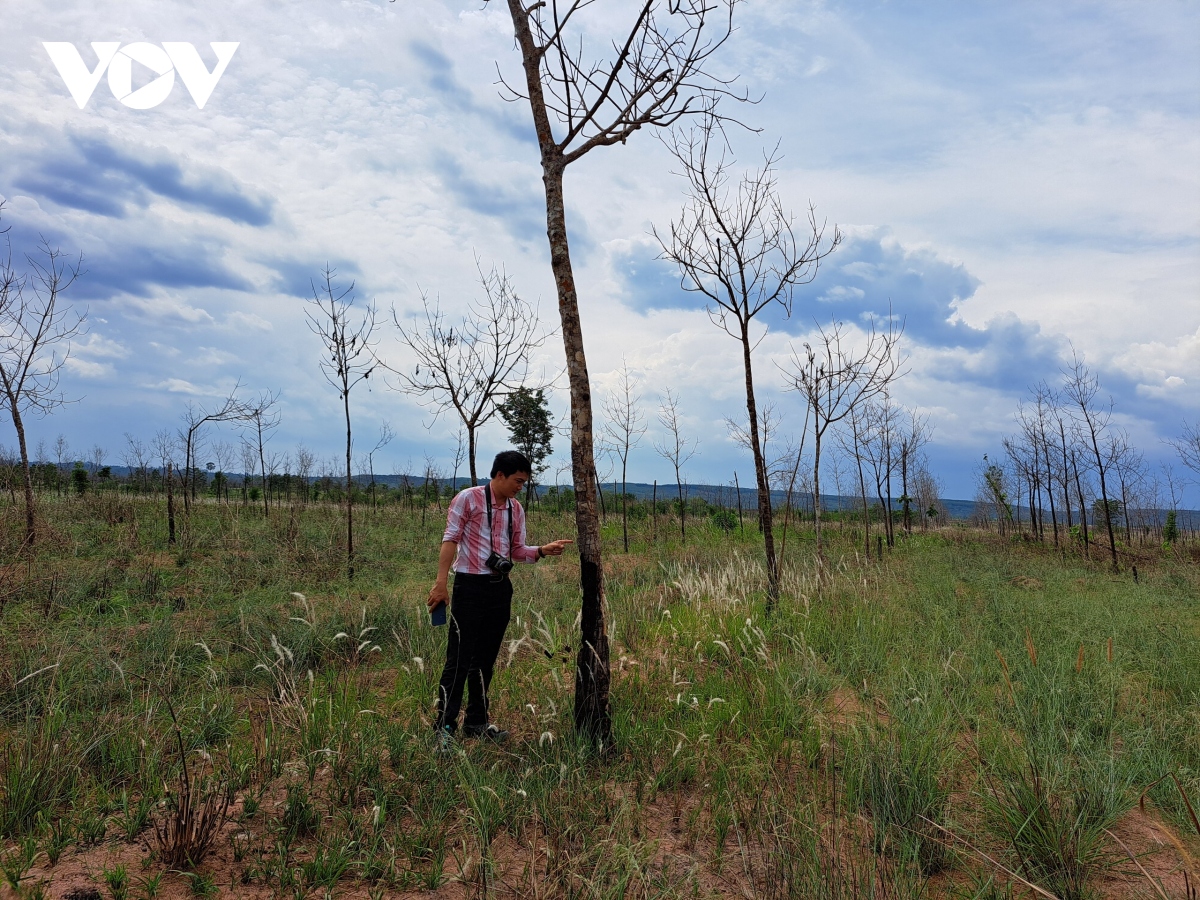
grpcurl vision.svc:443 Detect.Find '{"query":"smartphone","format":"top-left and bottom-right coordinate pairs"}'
top-left (431, 602), bottom-right (447, 627)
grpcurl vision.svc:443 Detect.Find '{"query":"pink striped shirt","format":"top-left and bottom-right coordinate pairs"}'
top-left (443, 485), bottom-right (541, 575)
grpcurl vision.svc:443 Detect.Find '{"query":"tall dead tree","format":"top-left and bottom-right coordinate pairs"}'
top-left (497, 0), bottom-right (740, 743)
top-left (1063, 352), bottom-right (1119, 573)
top-left (782, 317), bottom-right (902, 557)
top-left (601, 359), bottom-right (647, 553)
top-left (306, 267), bottom-right (379, 581)
top-left (0, 212), bottom-right (86, 548)
top-left (656, 120), bottom-right (840, 600)
top-left (388, 263), bottom-right (547, 484)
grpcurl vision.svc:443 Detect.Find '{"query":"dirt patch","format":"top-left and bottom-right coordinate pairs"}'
top-left (1096, 805), bottom-right (1199, 899)
top-left (827, 686), bottom-right (867, 729)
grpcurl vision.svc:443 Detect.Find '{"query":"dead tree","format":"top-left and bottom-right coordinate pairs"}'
top-left (859, 396), bottom-right (902, 547)
top-left (242, 390), bottom-right (281, 517)
top-left (0, 213), bottom-right (86, 547)
top-left (894, 406), bottom-right (930, 536)
top-left (179, 384), bottom-right (247, 513)
top-left (1062, 352), bottom-right (1119, 572)
top-left (210, 440), bottom-right (235, 504)
top-left (654, 388), bottom-right (698, 542)
top-left (782, 317), bottom-right (902, 556)
top-left (363, 421), bottom-right (394, 511)
top-left (1170, 421), bottom-right (1200, 476)
top-left (601, 359), bottom-right (647, 553)
top-left (295, 445), bottom-right (315, 504)
top-left (496, 0), bottom-right (741, 744)
top-left (656, 119), bottom-right (840, 600)
top-left (238, 440), bottom-right (258, 506)
top-left (306, 267), bottom-right (379, 580)
top-left (1106, 429), bottom-right (1142, 547)
top-left (387, 263), bottom-right (547, 485)
top-left (122, 433), bottom-right (152, 496)
top-left (837, 404), bottom-right (880, 558)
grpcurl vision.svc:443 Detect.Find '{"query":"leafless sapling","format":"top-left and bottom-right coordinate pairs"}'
top-left (295, 445), bottom-right (316, 504)
top-left (1062, 351), bottom-right (1120, 572)
top-left (657, 118), bottom-right (841, 598)
top-left (210, 440), bottom-right (235, 504)
top-left (363, 421), bottom-right (394, 511)
top-left (179, 383), bottom-right (247, 512)
top-left (836, 404), bottom-right (875, 557)
top-left (654, 388), bottom-right (698, 542)
top-left (387, 262), bottom-right (547, 485)
top-left (858, 396), bottom-right (903, 546)
top-left (241, 389), bottom-right (281, 518)
top-left (122, 433), bottom-right (151, 496)
top-left (496, 0), bottom-right (742, 743)
top-left (306, 267), bottom-right (379, 580)
top-left (895, 407), bottom-right (930, 536)
top-left (601, 359), bottom-right (647, 552)
top-left (781, 317), bottom-right (903, 556)
top-left (238, 440), bottom-right (258, 506)
top-left (0, 214), bottom-right (86, 546)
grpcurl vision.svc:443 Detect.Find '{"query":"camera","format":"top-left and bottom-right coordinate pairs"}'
top-left (486, 552), bottom-right (514, 575)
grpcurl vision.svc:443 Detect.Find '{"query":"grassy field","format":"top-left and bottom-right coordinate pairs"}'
top-left (1, 493), bottom-right (1197, 899)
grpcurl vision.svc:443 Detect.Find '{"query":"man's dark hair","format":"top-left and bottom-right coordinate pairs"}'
top-left (491, 450), bottom-right (533, 478)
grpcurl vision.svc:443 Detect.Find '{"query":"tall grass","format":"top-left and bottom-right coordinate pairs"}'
top-left (0, 496), bottom-right (1195, 897)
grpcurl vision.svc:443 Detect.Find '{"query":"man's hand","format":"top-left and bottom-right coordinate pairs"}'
top-left (539, 539), bottom-right (573, 557)
top-left (427, 580), bottom-right (449, 611)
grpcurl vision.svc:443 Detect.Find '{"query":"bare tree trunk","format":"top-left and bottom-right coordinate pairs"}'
top-left (1083, 426), bottom-right (1119, 572)
top-left (467, 424), bottom-right (478, 486)
top-left (258, 422), bottom-right (269, 519)
top-left (675, 471), bottom-right (685, 541)
top-left (812, 430), bottom-right (824, 552)
top-left (1072, 453), bottom-right (1090, 556)
top-left (621, 456), bottom-right (629, 553)
top-left (652, 480), bottom-right (658, 543)
top-left (9, 404), bottom-right (36, 547)
top-left (540, 162), bottom-right (610, 741)
top-left (884, 441), bottom-right (894, 547)
top-left (739, 325), bottom-right (779, 604)
top-left (734, 471), bottom-right (744, 536)
top-left (166, 461), bottom-right (176, 546)
top-left (344, 389), bottom-right (355, 580)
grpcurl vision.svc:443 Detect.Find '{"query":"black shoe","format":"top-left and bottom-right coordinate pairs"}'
top-left (463, 723), bottom-right (509, 743)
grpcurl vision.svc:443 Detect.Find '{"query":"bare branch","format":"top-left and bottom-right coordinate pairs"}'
top-left (381, 260), bottom-right (550, 483)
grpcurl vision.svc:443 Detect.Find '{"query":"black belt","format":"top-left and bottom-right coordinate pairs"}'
top-left (453, 571), bottom-right (509, 583)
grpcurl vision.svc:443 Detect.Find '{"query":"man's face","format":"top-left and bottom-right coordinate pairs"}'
top-left (492, 470), bottom-right (529, 500)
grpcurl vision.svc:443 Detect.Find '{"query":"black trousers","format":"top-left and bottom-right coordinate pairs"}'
top-left (434, 573), bottom-right (512, 732)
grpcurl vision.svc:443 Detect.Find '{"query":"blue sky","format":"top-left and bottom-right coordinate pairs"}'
top-left (1, 1), bottom-right (1197, 503)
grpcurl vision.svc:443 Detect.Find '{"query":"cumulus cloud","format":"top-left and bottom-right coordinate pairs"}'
top-left (612, 227), bottom-right (1064, 395)
top-left (0, 0), bottom-right (1193, 503)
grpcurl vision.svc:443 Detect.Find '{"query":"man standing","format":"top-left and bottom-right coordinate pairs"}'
top-left (427, 450), bottom-right (572, 749)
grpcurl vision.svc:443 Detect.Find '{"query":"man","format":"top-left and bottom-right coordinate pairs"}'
top-left (427, 449), bottom-right (572, 750)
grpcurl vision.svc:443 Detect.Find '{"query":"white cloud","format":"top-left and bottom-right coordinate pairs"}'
top-left (0, 0), bottom-right (1195, 503)
top-left (65, 357), bottom-right (113, 378)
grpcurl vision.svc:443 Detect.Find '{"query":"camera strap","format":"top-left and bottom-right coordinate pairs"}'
top-left (484, 485), bottom-right (513, 557)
